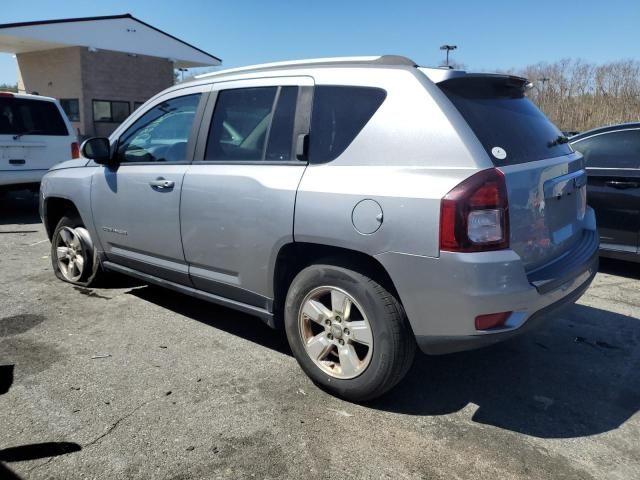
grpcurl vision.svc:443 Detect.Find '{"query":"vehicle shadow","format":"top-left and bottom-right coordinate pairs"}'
top-left (371, 303), bottom-right (640, 438)
top-left (599, 257), bottom-right (640, 280)
top-left (127, 285), bottom-right (291, 356)
top-left (126, 285), bottom-right (639, 439)
top-left (0, 364), bottom-right (81, 479)
top-left (0, 190), bottom-right (40, 226)
top-left (0, 442), bottom-right (82, 480)
top-left (0, 364), bottom-right (14, 394)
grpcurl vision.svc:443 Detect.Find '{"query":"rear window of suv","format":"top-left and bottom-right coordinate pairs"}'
top-left (0, 98), bottom-right (68, 136)
top-left (438, 76), bottom-right (572, 166)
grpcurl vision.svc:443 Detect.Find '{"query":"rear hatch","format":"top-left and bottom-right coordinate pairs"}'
top-left (437, 74), bottom-right (588, 271)
top-left (0, 96), bottom-right (73, 173)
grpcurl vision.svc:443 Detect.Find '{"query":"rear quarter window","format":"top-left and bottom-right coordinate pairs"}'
top-left (438, 76), bottom-right (572, 166)
top-left (309, 86), bottom-right (386, 163)
top-left (0, 98), bottom-right (68, 136)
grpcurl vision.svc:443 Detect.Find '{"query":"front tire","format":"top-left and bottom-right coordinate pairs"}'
top-left (284, 263), bottom-right (415, 402)
top-left (51, 214), bottom-right (105, 287)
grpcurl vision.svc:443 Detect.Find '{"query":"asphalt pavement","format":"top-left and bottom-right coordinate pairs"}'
top-left (1, 190), bottom-right (639, 479)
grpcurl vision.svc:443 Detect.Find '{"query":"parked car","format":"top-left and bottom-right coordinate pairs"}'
top-left (0, 92), bottom-right (78, 192)
top-left (570, 123), bottom-right (640, 262)
top-left (40, 56), bottom-right (598, 401)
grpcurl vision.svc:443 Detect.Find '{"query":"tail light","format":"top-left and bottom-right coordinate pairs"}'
top-left (71, 142), bottom-right (80, 159)
top-left (440, 168), bottom-right (509, 252)
top-left (0, 92), bottom-right (15, 97)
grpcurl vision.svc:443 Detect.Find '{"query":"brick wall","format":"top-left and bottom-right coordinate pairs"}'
top-left (16, 46), bottom-right (174, 138)
top-left (81, 49), bottom-right (174, 137)
top-left (16, 47), bottom-right (84, 135)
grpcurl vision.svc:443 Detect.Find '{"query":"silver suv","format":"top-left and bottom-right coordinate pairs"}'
top-left (40, 56), bottom-right (598, 401)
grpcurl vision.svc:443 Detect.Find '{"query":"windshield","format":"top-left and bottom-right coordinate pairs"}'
top-left (438, 76), bottom-right (572, 166)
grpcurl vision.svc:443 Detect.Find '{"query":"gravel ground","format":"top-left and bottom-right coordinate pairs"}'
top-left (1, 190), bottom-right (639, 480)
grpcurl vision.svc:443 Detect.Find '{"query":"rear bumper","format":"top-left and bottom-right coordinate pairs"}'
top-left (375, 219), bottom-right (599, 355)
top-left (413, 262), bottom-right (596, 354)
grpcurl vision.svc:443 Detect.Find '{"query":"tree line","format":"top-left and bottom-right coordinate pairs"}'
top-left (508, 59), bottom-right (640, 133)
top-left (0, 83), bottom-right (18, 93)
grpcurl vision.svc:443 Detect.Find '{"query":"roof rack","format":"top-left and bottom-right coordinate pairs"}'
top-left (194, 55), bottom-right (417, 79)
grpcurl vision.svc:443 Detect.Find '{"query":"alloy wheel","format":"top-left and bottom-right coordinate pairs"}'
top-left (298, 286), bottom-right (374, 379)
top-left (55, 226), bottom-right (86, 282)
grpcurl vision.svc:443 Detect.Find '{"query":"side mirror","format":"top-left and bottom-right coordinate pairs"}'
top-left (80, 137), bottom-right (114, 166)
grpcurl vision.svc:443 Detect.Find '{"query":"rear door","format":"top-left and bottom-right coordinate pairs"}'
top-left (0, 96), bottom-right (74, 175)
top-left (438, 75), bottom-right (590, 271)
top-left (180, 77), bottom-right (312, 309)
top-left (571, 129), bottom-right (640, 254)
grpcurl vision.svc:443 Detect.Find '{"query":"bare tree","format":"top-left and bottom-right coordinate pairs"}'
top-left (505, 59), bottom-right (640, 132)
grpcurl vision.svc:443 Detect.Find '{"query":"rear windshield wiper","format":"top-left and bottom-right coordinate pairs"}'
top-left (12, 129), bottom-right (44, 140)
top-left (548, 135), bottom-right (569, 147)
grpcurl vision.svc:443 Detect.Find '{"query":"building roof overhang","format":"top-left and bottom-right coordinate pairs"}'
top-left (0, 13), bottom-right (221, 68)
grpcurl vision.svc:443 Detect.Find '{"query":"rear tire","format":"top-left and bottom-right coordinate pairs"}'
top-left (51, 214), bottom-right (105, 287)
top-left (284, 263), bottom-right (415, 402)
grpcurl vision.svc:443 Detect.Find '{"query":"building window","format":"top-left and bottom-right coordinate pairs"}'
top-left (59, 99), bottom-right (80, 122)
top-left (92, 100), bottom-right (130, 123)
top-left (133, 102), bottom-right (145, 111)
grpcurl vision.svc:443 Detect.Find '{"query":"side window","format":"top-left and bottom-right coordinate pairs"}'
top-left (116, 94), bottom-right (201, 164)
top-left (309, 86), bottom-right (386, 163)
top-left (572, 130), bottom-right (640, 169)
top-left (205, 86), bottom-right (298, 161)
top-left (93, 100), bottom-right (130, 123)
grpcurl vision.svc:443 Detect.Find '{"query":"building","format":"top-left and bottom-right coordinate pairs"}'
top-left (0, 14), bottom-right (221, 138)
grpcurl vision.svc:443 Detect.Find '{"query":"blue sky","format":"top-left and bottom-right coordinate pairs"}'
top-left (1, 0), bottom-right (639, 85)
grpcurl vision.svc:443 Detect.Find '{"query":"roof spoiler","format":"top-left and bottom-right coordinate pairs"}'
top-left (436, 73), bottom-right (532, 98)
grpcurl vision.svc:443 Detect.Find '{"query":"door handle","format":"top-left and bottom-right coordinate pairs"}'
top-left (605, 180), bottom-right (639, 189)
top-left (149, 178), bottom-right (175, 189)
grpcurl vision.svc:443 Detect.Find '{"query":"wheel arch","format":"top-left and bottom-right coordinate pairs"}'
top-left (272, 242), bottom-right (403, 329)
top-left (43, 197), bottom-right (82, 240)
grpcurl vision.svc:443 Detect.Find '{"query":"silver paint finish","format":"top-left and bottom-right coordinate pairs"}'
top-left (180, 75), bottom-right (312, 299)
top-left (40, 57), bottom-right (599, 356)
top-left (351, 199), bottom-right (383, 235)
top-left (294, 66), bottom-right (489, 259)
top-left (500, 152), bottom-right (587, 271)
top-left (40, 165), bottom-right (100, 245)
top-left (375, 217), bottom-right (597, 353)
top-left (180, 163), bottom-right (306, 298)
top-left (91, 164), bottom-right (189, 269)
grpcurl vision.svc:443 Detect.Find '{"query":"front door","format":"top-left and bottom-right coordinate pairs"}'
top-left (180, 77), bottom-right (313, 310)
top-left (91, 90), bottom-right (207, 284)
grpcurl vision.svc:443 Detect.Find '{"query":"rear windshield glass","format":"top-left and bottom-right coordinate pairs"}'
top-left (438, 76), bottom-right (572, 166)
top-left (0, 98), bottom-right (68, 136)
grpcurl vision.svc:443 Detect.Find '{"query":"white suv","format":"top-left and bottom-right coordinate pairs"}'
top-left (0, 92), bottom-right (78, 192)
